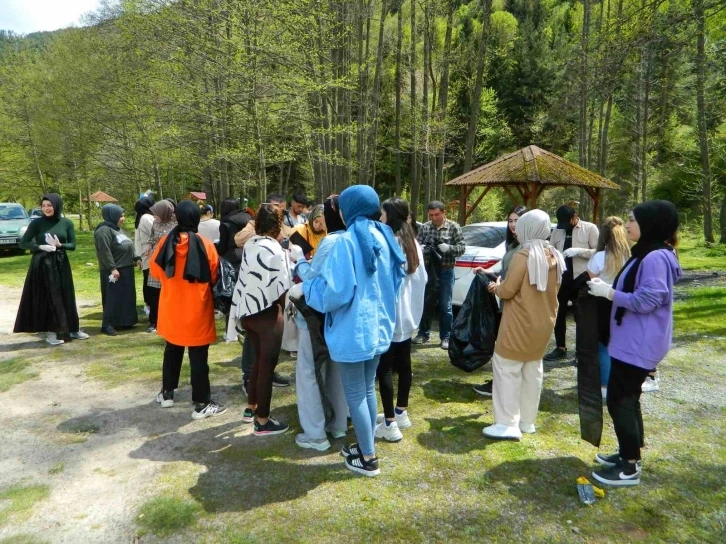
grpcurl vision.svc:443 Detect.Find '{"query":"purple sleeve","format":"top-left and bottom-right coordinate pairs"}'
top-left (612, 252), bottom-right (671, 314)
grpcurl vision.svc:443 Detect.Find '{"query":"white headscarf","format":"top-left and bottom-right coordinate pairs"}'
top-left (515, 209), bottom-right (565, 292)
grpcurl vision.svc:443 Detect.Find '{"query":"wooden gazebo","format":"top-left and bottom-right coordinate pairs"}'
top-left (447, 145), bottom-right (620, 225)
top-left (87, 191), bottom-right (118, 203)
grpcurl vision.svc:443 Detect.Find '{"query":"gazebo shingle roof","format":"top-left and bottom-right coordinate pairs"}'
top-left (446, 145), bottom-right (620, 189)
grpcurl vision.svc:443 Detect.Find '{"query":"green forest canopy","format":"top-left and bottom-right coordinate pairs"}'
top-left (0, 0), bottom-right (724, 241)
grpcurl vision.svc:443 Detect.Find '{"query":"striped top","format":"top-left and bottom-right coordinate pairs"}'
top-left (226, 235), bottom-right (291, 338)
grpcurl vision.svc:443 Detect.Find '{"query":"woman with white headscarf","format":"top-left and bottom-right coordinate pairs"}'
top-left (482, 209), bottom-right (565, 441)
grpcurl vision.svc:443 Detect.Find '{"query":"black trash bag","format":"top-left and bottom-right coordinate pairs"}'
top-left (213, 257), bottom-right (238, 315)
top-left (448, 273), bottom-right (498, 373)
top-left (574, 272), bottom-right (603, 448)
top-left (289, 293), bottom-right (335, 426)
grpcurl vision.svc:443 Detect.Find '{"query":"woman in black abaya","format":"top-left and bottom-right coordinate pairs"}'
top-left (94, 204), bottom-right (138, 336)
top-left (14, 193), bottom-right (89, 345)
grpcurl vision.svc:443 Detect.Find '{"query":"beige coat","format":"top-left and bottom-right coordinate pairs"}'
top-left (549, 220), bottom-right (599, 278)
top-left (495, 249), bottom-right (560, 362)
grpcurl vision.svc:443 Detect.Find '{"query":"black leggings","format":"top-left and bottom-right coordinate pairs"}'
top-left (607, 357), bottom-right (649, 460)
top-left (241, 300), bottom-right (284, 419)
top-left (376, 339), bottom-right (412, 420)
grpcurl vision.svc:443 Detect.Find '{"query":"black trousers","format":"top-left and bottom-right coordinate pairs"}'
top-left (376, 339), bottom-right (413, 419)
top-left (148, 286), bottom-right (161, 327)
top-left (607, 357), bottom-right (649, 460)
top-left (554, 279), bottom-right (577, 348)
top-left (162, 342), bottom-right (211, 404)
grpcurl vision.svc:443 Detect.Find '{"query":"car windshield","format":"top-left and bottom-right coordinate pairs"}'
top-left (0, 205), bottom-right (28, 220)
top-left (462, 225), bottom-right (506, 248)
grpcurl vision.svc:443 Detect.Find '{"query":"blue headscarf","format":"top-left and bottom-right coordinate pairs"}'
top-left (339, 185), bottom-right (405, 276)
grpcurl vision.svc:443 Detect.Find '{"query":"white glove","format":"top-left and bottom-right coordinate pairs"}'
top-left (53, 234), bottom-right (61, 247)
top-left (587, 278), bottom-right (614, 300)
top-left (289, 244), bottom-right (305, 263)
top-left (438, 243), bottom-right (451, 253)
top-left (288, 283), bottom-right (304, 300)
top-left (39, 244), bottom-right (56, 252)
top-left (563, 247), bottom-right (587, 258)
top-left (44, 232), bottom-right (55, 246)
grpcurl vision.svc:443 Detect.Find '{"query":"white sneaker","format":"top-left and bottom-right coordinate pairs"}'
top-left (440, 339), bottom-right (450, 350)
top-left (143, 305), bottom-right (150, 316)
top-left (156, 391), bottom-right (174, 408)
top-left (482, 423), bottom-right (522, 441)
top-left (374, 421), bottom-right (403, 442)
top-left (46, 333), bottom-right (64, 346)
top-left (642, 375), bottom-right (659, 393)
top-left (295, 434), bottom-right (331, 451)
top-left (376, 411), bottom-right (412, 429)
top-left (192, 402), bottom-right (228, 420)
top-left (519, 422), bottom-right (536, 434)
top-left (70, 330), bottom-right (89, 340)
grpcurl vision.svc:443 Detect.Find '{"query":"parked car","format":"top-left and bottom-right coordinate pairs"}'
top-left (453, 220), bottom-right (556, 307)
top-left (28, 208), bottom-right (43, 220)
top-left (453, 221), bottom-right (508, 307)
top-left (0, 203), bottom-right (31, 251)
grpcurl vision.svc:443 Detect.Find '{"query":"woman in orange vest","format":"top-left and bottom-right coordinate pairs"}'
top-left (150, 200), bottom-right (226, 420)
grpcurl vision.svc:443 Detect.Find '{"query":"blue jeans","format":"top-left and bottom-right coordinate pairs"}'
top-left (419, 266), bottom-right (455, 340)
top-left (336, 356), bottom-right (380, 457)
top-left (598, 343), bottom-right (611, 387)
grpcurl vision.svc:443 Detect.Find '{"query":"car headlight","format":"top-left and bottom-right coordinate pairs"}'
top-left (19, 225), bottom-right (28, 237)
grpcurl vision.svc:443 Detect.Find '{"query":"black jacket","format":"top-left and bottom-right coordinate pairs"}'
top-left (216, 210), bottom-right (252, 266)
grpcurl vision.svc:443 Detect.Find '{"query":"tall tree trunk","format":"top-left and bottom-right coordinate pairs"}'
top-left (695, 0), bottom-right (713, 242)
top-left (356, 0), bottom-right (367, 185)
top-left (409, 0), bottom-right (420, 218)
top-left (435, 1), bottom-right (455, 201)
top-left (579, 0), bottom-right (590, 168)
top-left (422, 0), bottom-right (432, 206)
top-left (365, 0), bottom-right (388, 188)
top-left (640, 49), bottom-right (652, 202)
top-left (394, 0), bottom-right (404, 196)
top-left (463, 0), bottom-right (493, 175)
top-left (720, 195), bottom-right (726, 243)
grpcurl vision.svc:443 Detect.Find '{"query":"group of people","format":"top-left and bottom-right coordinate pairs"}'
top-left (13, 188), bottom-right (681, 485)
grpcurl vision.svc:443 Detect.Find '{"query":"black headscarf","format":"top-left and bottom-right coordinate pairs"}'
top-left (41, 193), bottom-right (63, 221)
top-left (96, 204), bottom-right (124, 232)
top-left (323, 195), bottom-right (345, 233)
top-left (134, 195), bottom-right (155, 229)
top-left (612, 200), bottom-right (678, 326)
top-left (154, 200), bottom-right (211, 283)
top-left (164, 198), bottom-right (177, 212)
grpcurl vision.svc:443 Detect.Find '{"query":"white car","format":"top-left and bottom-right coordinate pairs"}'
top-left (453, 221), bottom-right (508, 307)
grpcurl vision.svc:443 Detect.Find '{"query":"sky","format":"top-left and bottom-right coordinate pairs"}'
top-left (0, 0), bottom-right (102, 35)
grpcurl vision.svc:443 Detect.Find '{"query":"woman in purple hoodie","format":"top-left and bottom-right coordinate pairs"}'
top-left (586, 200), bottom-right (681, 487)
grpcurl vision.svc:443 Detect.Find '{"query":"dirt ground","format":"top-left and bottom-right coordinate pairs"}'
top-left (0, 272), bottom-right (723, 543)
top-left (0, 285), bottom-right (247, 543)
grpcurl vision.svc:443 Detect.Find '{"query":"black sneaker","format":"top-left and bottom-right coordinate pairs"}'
top-left (473, 381), bottom-right (493, 397)
top-left (340, 443), bottom-right (361, 457)
top-left (411, 334), bottom-right (429, 345)
top-left (595, 452), bottom-right (622, 467)
top-left (101, 326), bottom-right (118, 337)
top-left (272, 372), bottom-right (290, 387)
top-left (543, 347), bottom-right (567, 361)
top-left (242, 408), bottom-right (255, 423)
top-left (253, 417), bottom-right (289, 436)
top-left (146, 325), bottom-right (157, 333)
top-left (192, 401), bottom-right (228, 420)
top-left (595, 452), bottom-right (642, 469)
top-left (592, 461), bottom-right (640, 487)
top-left (345, 454), bottom-right (380, 477)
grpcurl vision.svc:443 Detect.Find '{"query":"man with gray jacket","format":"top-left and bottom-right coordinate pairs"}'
top-left (543, 205), bottom-right (599, 361)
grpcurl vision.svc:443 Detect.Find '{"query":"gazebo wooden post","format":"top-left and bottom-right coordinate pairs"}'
top-left (592, 188), bottom-right (601, 224)
top-left (529, 181), bottom-right (538, 209)
top-left (458, 185), bottom-right (469, 225)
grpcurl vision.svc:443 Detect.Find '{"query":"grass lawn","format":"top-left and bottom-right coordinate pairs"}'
top-left (0, 232), bottom-right (725, 543)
